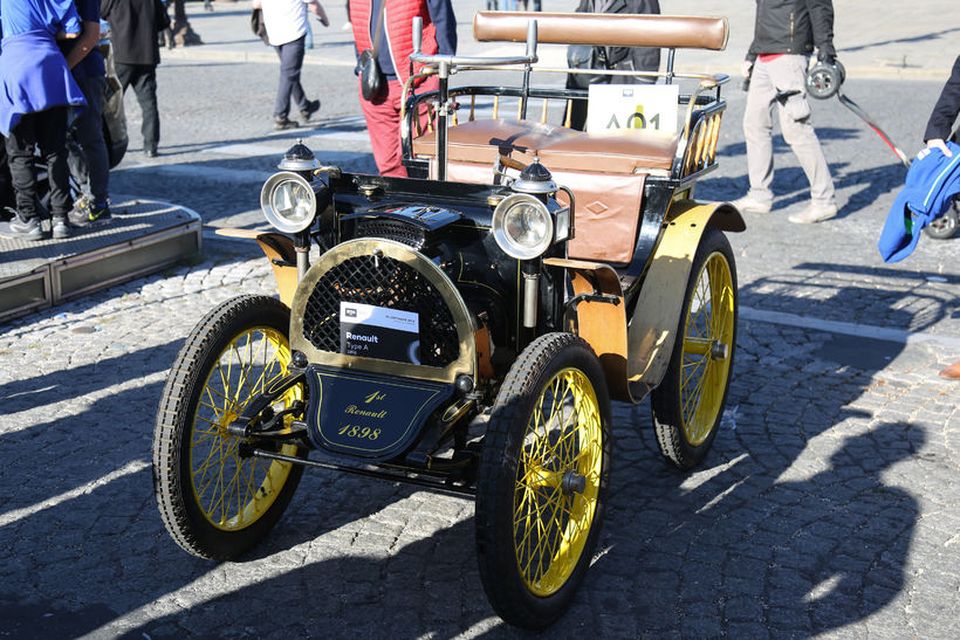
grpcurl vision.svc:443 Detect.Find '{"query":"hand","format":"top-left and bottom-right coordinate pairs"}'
top-left (310, 1), bottom-right (330, 27)
top-left (817, 49), bottom-right (836, 65)
top-left (741, 59), bottom-right (753, 79)
top-left (927, 138), bottom-right (953, 157)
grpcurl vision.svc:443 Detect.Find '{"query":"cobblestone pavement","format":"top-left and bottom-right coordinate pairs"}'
top-left (3, 3), bottom-right (960, 638)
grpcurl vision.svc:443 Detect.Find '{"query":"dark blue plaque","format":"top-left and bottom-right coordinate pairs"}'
top-left (304, 366), bottom-right (453, 461)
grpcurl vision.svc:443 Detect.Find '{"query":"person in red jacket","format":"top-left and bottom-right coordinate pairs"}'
top-left (350, 0), bottom-right (456, 177)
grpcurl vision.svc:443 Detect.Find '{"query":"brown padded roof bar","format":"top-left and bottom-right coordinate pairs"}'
top-left (473, 12), bottom-right (729, 51)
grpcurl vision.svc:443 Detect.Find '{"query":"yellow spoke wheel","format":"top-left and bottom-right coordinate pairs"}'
top-left (652, 229), bottom-right (737, 470)
top-left (154, 295), bottom-right (306, 561)
top-left (476, 333), bottom-right (611, 630)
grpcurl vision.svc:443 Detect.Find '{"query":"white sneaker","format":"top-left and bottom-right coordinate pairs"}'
top-left (788, 202), bottom-right (839, 224)
top-left (731, 194), bottom-right (772, 214)
top-left (341, 21), bottom-right (352, 31)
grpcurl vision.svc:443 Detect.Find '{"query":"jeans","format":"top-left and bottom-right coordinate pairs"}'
top-left (116, 63), bottom-right (160, 153)
top-left (274, 36), bottom-right (308, 119)
top-left (743, 54), bottom-right (836, 206)
top-left (68, 74), bottom-right (111, 208)
top-left (5, 107), bottom-right (72, 222)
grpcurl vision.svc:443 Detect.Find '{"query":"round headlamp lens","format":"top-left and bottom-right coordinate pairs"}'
top-left (504, 202), bottom-right (550, 249)
top-left (260, 171), bottom-right (317, 233)
top-left (493, 194), bottom-right (554, 260)
top-left (271, 180), bottom-right (313, 227)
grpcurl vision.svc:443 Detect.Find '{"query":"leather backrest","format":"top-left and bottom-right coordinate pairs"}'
top-left (473, 12), bottom-right (729, 51)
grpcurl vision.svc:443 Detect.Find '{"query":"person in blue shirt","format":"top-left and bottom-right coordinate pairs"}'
top-left (62, 0), bottom-right (113, 226)
top-left (0, 0), bottom-right (87, 240)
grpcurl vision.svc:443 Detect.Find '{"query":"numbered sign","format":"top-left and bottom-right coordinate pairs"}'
top-left (586, 84), bottom-right (680, 134)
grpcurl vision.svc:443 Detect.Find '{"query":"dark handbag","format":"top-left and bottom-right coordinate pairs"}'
top-left (358, 49), bottom-right (385, 101)
top-left (357, 0), bottom-right (388, 101)
top-left (250, 8), bottom-right (270, 45)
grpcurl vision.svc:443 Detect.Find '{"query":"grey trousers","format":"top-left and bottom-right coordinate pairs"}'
top-left (743, 54), bottom-right (836, 207)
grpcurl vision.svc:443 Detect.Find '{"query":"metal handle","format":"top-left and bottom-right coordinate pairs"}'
top-left (525, 20), bottom-right (538, 60)
top-left (409, 18), bottom-right (539, 68)
top-left (412, 16), bottom-right (422, 54)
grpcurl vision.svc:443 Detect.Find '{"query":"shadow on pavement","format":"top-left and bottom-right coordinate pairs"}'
top-left (0, 275), bottom-right (934, 637)
top-left (841, 26), bottom-right (960, 53)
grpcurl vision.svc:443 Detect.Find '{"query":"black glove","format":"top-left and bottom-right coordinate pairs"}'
top-left (817, 49), bottom-right (836, 65)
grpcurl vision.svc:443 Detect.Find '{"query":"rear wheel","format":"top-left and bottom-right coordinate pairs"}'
top-left (651, 228), bottom-right (737, 470)
top-left (476, 333), bottom-right (611, 629)
top-left (153, 295), bottom-right (305, 560)
top-left (924, 198), bottom-right (960, 240)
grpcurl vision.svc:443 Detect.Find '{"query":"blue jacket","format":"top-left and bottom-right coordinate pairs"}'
top-left (878, 141), bottom-right (960, 263)
top-left (0, 0), bottom-right (87, 135)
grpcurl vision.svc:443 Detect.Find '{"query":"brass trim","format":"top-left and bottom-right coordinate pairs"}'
top-left (290, 238), bottom-right (477, 385)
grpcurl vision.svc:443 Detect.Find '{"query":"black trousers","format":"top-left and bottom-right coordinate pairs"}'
top-left (116, 63), bottom-right (160, 152)
top-left (0, 134), bottom-right (14, 214)
top-left (274, 36), bottom-right (308, 119)
top-left (5, 107), bottom-right (71, 222)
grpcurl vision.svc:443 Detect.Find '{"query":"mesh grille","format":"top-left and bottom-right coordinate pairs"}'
top-left (356, 219), bottom-right (426, 250)
top-left (302, 254), bottom-right (460, 367)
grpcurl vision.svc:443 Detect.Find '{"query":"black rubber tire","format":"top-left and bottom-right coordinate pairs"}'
top-left (651, 228), bottom-right (737, 470)
top-left (475, 332), bottom-right (612, 630)
top-left (924, 200), bottom-right (960, 240)
top-left (153, 295), bottom-right (305, 561)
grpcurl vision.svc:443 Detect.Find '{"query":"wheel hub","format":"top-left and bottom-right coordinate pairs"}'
top-left (561, 470), bottom-right (586, 495)
top-left (710, 340), bottom-right (729, 360)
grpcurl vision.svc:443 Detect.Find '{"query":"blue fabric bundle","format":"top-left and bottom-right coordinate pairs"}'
top-left (878, 141), bottom-right (960, 263)
top-left (0, 0), bottom-right (87, 136)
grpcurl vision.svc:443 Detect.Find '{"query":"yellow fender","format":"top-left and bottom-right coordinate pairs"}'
top-left (215, 229), bottom-right (299, 308)
top-left (626, 200), bottom-right (744, 398)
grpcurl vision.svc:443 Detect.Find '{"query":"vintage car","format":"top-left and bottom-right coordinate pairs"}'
top-left (152, 12), bottom-right (743, 629)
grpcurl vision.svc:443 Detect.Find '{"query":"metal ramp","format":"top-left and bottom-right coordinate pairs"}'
top-left (0, 198), bottom-right (202, 323)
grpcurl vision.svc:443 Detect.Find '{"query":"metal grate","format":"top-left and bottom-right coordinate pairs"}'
top-left (302, 254), bottom-right (460, 366)
top-left (355, 219), bottom-right (426, 250)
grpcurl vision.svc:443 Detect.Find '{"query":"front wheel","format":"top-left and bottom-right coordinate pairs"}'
top-left (153, 295), bottom-right (306, 560)
top-left (475, 333), bottom-right (611, 629)
top-left (651, 228), bottom-right (737, 470)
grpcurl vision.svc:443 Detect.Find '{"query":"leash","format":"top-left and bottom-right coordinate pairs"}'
top-left (836, 90), bottom-right (911, 167)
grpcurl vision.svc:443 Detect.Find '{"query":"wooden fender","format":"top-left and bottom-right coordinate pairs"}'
top-left (543, 257), bottom-right (630, 401)
top-left (626, 200), bottom-right (744, 398)
top-left (214, 229), bottom-right (299, 308)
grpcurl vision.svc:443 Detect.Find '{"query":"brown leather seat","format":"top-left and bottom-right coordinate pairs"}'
top-left (414, 119), bottom-right (677, 174)
top-left (415, 119), bottom-right (679, 264)
top-left (539, 129), bottom-right (678, 173)
top-left (412, 119), bottom-right (577, 166)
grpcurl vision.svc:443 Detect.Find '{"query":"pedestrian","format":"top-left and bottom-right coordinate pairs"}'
top-left (252, 0), bottom-right (328, 130)
top-left (62, 0), bottom-right (113, 226)
top-left (922, 55), bottom-right (960, 379)
top-left (0, 0), bottom-right (87, 241)
top-left (565, 0), bottom-right (661, 132)
top-left (350, 0), bottom-right (456, 177)
top-left (924, 55), bottom-right (960, 159)
top-left (101, 0), bottom-right (165, 158)
top-left (733, 0), bottom-right (840, 224)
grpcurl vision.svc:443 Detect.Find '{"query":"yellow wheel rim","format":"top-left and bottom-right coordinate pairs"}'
top-left (190, 327), bottom-right (300, 531)
top-left (513, 368), bottom-right (604, 597)
top-left (679, 252), bottom-right (735, 446)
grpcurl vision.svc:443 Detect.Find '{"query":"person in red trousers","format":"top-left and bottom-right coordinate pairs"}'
top-left (350, 0), bottom-right (456, 177)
